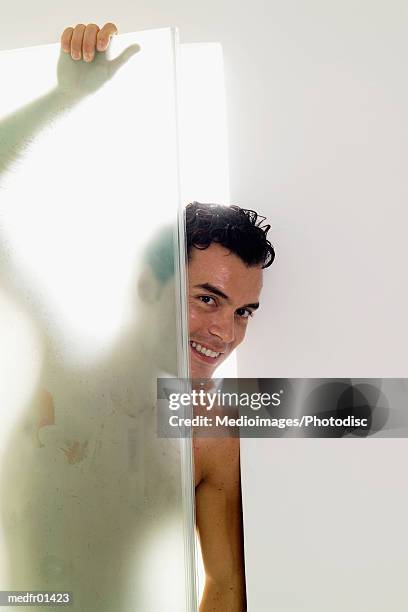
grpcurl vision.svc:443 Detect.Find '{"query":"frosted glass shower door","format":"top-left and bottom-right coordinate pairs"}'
top-left (0, 28), bottom-right (195, 611)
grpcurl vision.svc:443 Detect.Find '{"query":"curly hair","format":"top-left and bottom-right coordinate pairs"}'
top-left (185, 201), bottom-right (275, 268)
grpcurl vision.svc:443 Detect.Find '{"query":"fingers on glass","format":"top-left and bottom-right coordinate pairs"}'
top-left (60, 22), bottom-right (118, 61)
top-left (70, 24), bottom-right (86, 60)
top-left (96, 22), bottom-right (118, 53)
top-left (83, 24), bottom-right (100, 62)
top-left (60, 27), bottom-right (74, 54)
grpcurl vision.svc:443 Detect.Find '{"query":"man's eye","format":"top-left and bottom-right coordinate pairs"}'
top-left (236, 308), bottom-right (253, 319)
top-left (199, 295), bottom-right (216, 305)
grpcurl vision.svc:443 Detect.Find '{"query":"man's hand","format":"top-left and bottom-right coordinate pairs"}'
top-left (58, 23), bottom-right (139, 98)
top-left (61, 23), bottom-right (118, 62)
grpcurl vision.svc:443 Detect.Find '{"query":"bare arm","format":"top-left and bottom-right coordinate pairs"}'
top-left (194, 437), bottom-right (246, 612)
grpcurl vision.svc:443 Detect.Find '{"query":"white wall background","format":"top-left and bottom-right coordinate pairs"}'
top-left (3, 2), bottom-right (408, 610)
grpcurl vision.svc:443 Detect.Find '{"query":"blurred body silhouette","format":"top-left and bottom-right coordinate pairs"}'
top-left (0, 27), bottom-right (184, 611)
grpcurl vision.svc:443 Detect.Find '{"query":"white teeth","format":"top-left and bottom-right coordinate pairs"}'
top-left (190, 341), bottom-right (220, 358)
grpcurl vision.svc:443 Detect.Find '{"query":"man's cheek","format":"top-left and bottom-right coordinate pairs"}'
top-left (187, 299), bottom-right (196, 321)
top-left (233, 323), bottom-right (248, 349)
top-left (188, 303), bottom-right (203, 331)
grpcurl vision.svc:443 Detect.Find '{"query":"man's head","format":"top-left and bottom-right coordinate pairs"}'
top-left (185, 202), bottom-right (274, 378)
top-left (140, 202), bottom-right (274, 377)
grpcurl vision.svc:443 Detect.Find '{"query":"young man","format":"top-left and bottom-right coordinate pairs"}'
top-left (183, 201), bottom-right (274, 611)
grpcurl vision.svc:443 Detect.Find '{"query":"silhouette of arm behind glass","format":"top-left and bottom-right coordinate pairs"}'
top-left (0, 35), bottom-right (139, 177)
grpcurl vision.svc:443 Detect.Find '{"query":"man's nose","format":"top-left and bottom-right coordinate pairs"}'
top-left (208, 312), bottom-right (235, 344)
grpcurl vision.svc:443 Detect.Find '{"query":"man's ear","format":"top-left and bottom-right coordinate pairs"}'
top-left (137, 267), bottom-right (162, 303)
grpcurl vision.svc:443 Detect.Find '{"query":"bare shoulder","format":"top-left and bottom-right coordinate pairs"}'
top-left (194, 436), bottom-right (240, 488)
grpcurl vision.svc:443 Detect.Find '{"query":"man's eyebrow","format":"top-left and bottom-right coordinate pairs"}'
top-left (243, 302), bottom-right (260, 311)
top-left (194, 283), bottom-right (260, 310)
top-left (195, 283), bottom-right (230, 301)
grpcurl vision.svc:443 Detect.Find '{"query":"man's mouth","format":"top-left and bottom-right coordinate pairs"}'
top-left (190, 341), bottom-right (222, 362)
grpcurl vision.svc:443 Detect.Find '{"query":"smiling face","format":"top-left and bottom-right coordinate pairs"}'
top-left (188, 243), bottom-right (263, 378)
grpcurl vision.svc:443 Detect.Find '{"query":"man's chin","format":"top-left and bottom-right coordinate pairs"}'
top-left (190, 367), bottom-right (216, 380)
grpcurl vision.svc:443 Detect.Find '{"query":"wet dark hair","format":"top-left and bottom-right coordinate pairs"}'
top-left (185, 201), bottom-right (275, 268)
top-left (143, 202), bottom-right (275, 285)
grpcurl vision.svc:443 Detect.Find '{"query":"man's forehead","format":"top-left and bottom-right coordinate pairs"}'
top-left (188, 244), bottom-right (263, 301)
